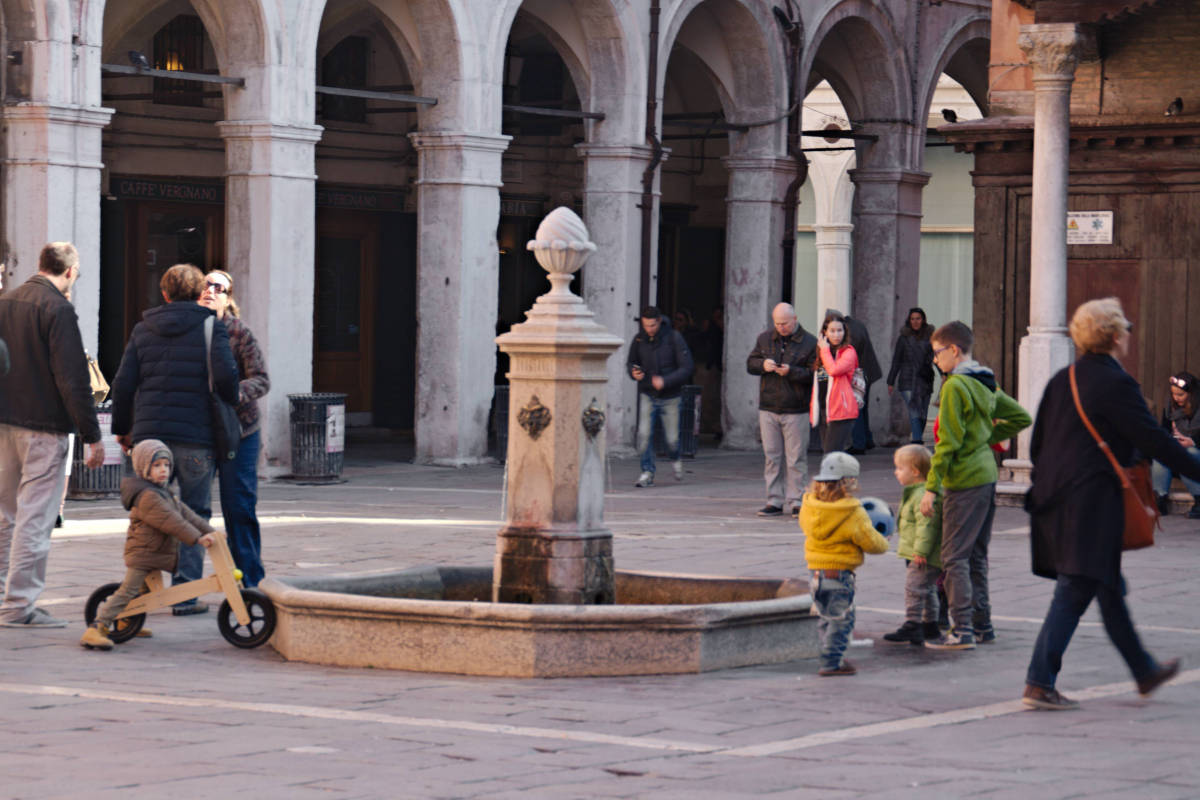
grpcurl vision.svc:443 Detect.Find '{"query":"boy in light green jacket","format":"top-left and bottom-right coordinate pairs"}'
top-left (920, 321), bottom-right (1030, 651)
top-left (883, 444), bottom-right (943, 646)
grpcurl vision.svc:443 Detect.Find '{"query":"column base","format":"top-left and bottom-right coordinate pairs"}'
top-left (1016, 330), bottom-right (1074, 457)
top-left (996, 458), bottom-right (1033, 507)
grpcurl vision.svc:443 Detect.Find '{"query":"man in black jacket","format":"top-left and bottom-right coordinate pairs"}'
top-left (747, 303), bottom-right (817, 516)
top-left (627, 306), bottom-right (693, 487)
top-left (0, 242), bottom-right (104, 628)
top-left (110, 263), bottom-right (238, 615)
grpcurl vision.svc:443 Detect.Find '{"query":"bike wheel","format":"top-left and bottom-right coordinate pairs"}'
top-left (217, 589), bottom-right (276, 648)
top-left (83, 582), bottom-right (145, 643)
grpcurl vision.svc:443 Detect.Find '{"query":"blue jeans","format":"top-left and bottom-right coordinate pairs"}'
top-left (811, 570), bottom-right (856, 670)
top-left (168, 442), bottom-right (215, 606)
top-left (1027, 573), bottom-right (1157, 690)
top-left (217, 430), bottom-right (264, 588)
top-left (1152, 447), bottom-right (1200, 496)
top-left (636, 394), bottom-right (680, 474)
top-left (900, 389), bottom-right (926, 443)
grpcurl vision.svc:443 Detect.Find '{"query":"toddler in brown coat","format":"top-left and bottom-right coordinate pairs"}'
top-left (80, 439), bottom-right (214, 650)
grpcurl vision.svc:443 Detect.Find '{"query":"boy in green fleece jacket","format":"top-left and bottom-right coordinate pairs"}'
top-left (920, 321), bottom-right (1030, 650)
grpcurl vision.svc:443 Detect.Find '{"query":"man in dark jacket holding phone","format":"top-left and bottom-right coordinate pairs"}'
top-left (747, 303), bottom-right (817, 516)
top-left (110, 263), bottom-right (238, 615)
top-left (0, 242), bottom-right (104, 628)
top-left (627, 306), bottom-right (693, 487)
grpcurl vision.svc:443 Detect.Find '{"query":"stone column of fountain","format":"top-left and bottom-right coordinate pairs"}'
top-left (494, 208), bottom-right (623, 604)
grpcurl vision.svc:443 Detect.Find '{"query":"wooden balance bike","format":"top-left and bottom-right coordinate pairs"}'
top-left (84, 530), bottom-right (276, 648)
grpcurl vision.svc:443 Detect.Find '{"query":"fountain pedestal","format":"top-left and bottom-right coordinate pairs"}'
top-left (493, 208), bottom-right (623, 604)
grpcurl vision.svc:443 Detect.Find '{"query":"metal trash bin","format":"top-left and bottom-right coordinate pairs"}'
top-left (651, 384), bottom-right (701, 458)
top-left (288, 393), bottom-right (347, 480)
top-left (68, 401), bottom-right (123, 499)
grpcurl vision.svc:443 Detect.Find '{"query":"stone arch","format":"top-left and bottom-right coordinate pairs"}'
top-left (660, 0), bottom-right (789, 155)
top-left (354, 0), bottom-right (469, 131)
top-left (918, 16), bottom-right (991, 124)
top-left (490, 0), bottom-right (643, 144)
top-left (102, 0), bottom-right (269, 73)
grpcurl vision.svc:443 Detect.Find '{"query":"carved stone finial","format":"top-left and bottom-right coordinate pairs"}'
top-left (526, 207), bottom-right (596, 298)
top-left (517, 395), bottom-right (552, 440)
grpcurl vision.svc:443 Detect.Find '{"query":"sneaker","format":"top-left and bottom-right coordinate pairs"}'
top-left (756, 505), bottom-right (783, 517)
top-left (925, 631), bottom-right (976, 650)
top-left (0, 607), bottom-right (69, 628)
top-left (818, 660), bottom-right (857, 676)
top-left (922, 621), bottom-right (942, 640)
top-left (1022, 684), bottom-right (1079, 710)
top-left (974, 625), bottom-right (997, 644)
top-left (1137, 658), bottom-right (1181, 697)
top-left (790, 506), bottom-right (800, 517)
top-left (882, 621), bottom-right (925, 646)
top-left (1157, 493), bottom-right (1170, 516)
top-left (672, 461), bottom-right (684, 481)
top-left (634, 471), bottom-right (654, 488)
top-left (172, 601), bottom-right (209, 617)
top-left (80, 624), bottom-right (114, 651)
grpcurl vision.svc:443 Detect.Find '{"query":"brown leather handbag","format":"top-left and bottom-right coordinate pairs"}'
top-left (1069, 364), bottom-right (1158, 550)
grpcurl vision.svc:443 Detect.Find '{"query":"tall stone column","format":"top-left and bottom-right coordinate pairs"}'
top-left (721, 156), bottom-right (795, 450)
top-left (218, 120), bottom-right (323, 476)
top-left (812, 224), bottom-right (854, 322)
top-left (576, 144), bottom-right (654, 456)
top-left (1009, 24), bottom-right (1089, 466)
top-left (408, 132), bottom-right (511, 465)
top-left (494, 208), bottom-right (622, 604)
top-left (1, 103), bottom-right (112, 353)
top-left (848, 166), bottom-right (929, 437)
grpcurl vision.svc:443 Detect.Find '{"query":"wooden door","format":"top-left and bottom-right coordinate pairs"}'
top-left (128, 203), bottom-right (224, 337)
top-left (1067, 259), bottom-right (1141, 382)
top-left (314, 211), bottom-right (377, 412)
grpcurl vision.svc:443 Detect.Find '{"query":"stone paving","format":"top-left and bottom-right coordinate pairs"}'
top-left (2, 441), bottom-right (1199, 798)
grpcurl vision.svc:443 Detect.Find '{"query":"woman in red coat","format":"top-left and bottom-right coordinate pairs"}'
top-left (810, 311), bottom-right (859, 453)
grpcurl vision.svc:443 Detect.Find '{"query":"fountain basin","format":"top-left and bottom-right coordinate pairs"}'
top-left (259, 567), bottom-right (817, 677)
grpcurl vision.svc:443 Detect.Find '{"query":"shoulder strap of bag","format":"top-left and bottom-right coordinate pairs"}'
top-left (203, 315), bottom-right (214, 393)
top-left (1069, 363), bottom-right (1132, 490)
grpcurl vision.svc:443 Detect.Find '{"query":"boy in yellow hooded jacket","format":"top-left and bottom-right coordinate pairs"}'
top-left (800, 451), bottom-right (890, 676)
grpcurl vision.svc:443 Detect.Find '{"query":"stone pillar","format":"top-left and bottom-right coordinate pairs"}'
top-left (848, 166), bottom-right (929, 438)
top-left (1, 103), bottom-right (112, 352)
top-left (1008, 24), bottom-right (1089, 470)
top-left (813, 224), bottom-right (854, 321)
top-left (494, 208), bottom-right (622, 605)
top-left (576, 144), bottom-right (654, 456)
top-left (409, 132), bottom-right (511, 466)
top-left (720, 156), bottom-right (795, 450)
top-left (218, 120), bottom-right (323, 476)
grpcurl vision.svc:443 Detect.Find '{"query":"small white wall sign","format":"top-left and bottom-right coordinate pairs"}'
top-left (1067, 211), bottom-right (1113, 245)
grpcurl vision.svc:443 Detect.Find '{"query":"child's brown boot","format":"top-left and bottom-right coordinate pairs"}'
top-left (80, 624), bottom-right (114, 650)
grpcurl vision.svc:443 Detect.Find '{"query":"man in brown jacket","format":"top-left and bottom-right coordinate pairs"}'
top-left (81, 440), bottom-right (214, 650)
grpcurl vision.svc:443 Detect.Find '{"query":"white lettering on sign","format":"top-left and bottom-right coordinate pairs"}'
top-left (325, 404), bottom-right (345, 454)
top-left (97, 412), bottom-right (124, 466)
top-left (1067, 211), bottom-right (1113, 245)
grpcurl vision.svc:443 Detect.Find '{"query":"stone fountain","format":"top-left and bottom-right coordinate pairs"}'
top-left (259, 208), bottom-right (817, 677)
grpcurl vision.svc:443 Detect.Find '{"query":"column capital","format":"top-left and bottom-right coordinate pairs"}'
top-left (721, 154), bottom-right (796, 176)
top-left (1018, 23), bottom-right (1097, 81)
top-left (0, 102), bottom-right (113, 129)
top-left (216, 120), bottom-right (324, 143)
top-left (723, 155), bottom-right (797, 203)
top-left (574, 143), bottom-right (656, 162)
top-left (847, 167), bottom-right (931, 188)
top-left (407, 131), bottom-right (511, 154)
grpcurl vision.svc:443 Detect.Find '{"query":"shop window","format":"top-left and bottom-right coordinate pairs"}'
top-left (320, 37), bottom-right (369, 123)
top-left (152, 15), bottom-right (208, 106)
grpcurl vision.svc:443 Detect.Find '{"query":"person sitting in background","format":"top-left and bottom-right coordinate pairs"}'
top-left (1153, 371), bottom-right (1200, 518)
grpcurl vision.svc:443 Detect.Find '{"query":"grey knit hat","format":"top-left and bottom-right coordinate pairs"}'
top-left (131, 439), bottom-right (172, 481)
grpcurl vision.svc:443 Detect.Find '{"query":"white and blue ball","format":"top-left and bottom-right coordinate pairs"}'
top-left (860, 497), bottom-right (895, 538)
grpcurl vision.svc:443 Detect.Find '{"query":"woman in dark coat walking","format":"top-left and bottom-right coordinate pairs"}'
top-left (1022, 298), bottom-right (1200, 710)
top-left (886, 307), bottom-right (934, 444)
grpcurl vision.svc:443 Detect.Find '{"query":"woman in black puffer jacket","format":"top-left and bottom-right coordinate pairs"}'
top-left (886, 307), bottom-right (934, 444)
top-left (1152, 371), bottom-right (1200, 517)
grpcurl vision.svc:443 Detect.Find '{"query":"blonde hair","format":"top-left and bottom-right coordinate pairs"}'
top-left (894, 444), bottom-right (931, 478)
top-left (207, 269), bottom-right (240, 318)
top-left (807, 477), bottom-right (857, 502)
top-left (1069, 297), bottom-right (1128, 354)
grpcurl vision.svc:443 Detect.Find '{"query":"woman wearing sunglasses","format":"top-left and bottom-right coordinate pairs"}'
top-left (1153, 371), bottom-right (1200, 518)
top-left (200, 270), bottom-right (270, 586)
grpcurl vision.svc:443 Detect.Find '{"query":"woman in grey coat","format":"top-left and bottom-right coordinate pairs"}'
top-left (886, 307), bottom-right (934, 444)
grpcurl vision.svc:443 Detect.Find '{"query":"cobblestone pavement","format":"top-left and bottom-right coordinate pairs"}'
top-left (3, 443), bottom-right (1199, 799)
